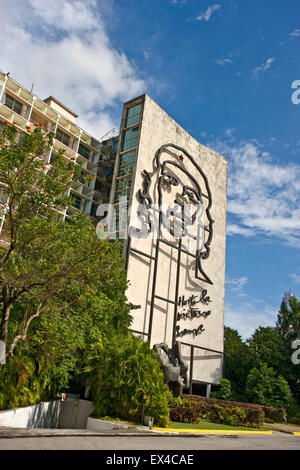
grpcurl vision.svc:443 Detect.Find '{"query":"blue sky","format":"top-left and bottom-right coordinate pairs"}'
top-left (0, 0), bottom-right (299, 339)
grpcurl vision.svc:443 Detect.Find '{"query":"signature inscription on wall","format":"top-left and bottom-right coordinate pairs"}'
top-left (175, 290), bottom-right (212, 338)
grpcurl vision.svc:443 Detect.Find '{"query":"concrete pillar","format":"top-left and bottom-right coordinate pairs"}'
top-left (206, 383), bottom-right (211, 398)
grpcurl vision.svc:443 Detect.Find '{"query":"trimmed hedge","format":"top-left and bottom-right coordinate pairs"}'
top-left (170, 399), bottom-right (204, 424)
top-left (206, 405), bottom-right (247, 427)
top-left (187, 395), bottom-right (286, 423)
top-left (169, 395), bottom-right (285, 427)
top-left (261, 406), bottom-right (286, 423)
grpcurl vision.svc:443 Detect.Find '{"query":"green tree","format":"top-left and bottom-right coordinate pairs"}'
top-left (0, 276), bottom-right (134, 410)
top-left (85, 332), bottom-right (172, 427)
top-left (0, 123), bottom-right (133, 364)
top-left (0, 123), bottom-right (139, 410)
top-left (211, 378), bottom-right (232, 401)
top-left (275, 294), bottom-right (300, 401)
top-left (0, 123), bottom-right (78, 354)
top-left (247, 326), bottom-right (290, 377)
top-left (1, 213), bottom-right (133, 362)
top-left (245, 363), bottom-right (292, 409)
top-left (224, 326), bottom-right (251, 400)
top-left (271, 375), bottom-right (292, 409)
top-left (245, 363), bottom-right (276, 406)
top-left (277, 294), bottom-right (300, 340)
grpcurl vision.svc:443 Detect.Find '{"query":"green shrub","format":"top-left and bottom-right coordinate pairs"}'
top-left (187, 394), bottom-right (287, 425)
top-left (85, 332), bottom-right (171, 427)
top-left (244, 406), bottom-right (265, 427)
top-left (270, 376), bottom-right (292, 409)
top-left (210, 378), bottom-right (232, 401)
top-left (169, 395), bottom-right (266, 427)
top-left (286, 398), bottom-right (300, 424)
top-left (245, 364), bottom-right (292, 411)
top-left (0, 349), bottom-right (73, 411)
top-left (261, 406), bottom-right (286, 423)
top-left (168, 397), bottom-right (185, 408)
top-left (169, 399), bottom-right (204, 424)
top-left (207, 405), bottom-right (247, 426)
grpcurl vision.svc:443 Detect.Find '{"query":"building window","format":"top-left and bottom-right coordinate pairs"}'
top-left (115, 202), bottom-right (128, 235)
top-left (113, 139), bottom-right (119, 152)
top-left (94, 179), bottom-right (104, 192)
top-left (121, 127), bottom-right (139, 152)
top-left (125, 103), bottom-right (142, 128)
top-left (90, 203), bottom-right (98, 218)
top-left (72, 194), bottom-right (81, 209)
top-left (104, 166), bottom-right (113, 179)
top-left (5, 94), bottom-right (23, 115)
top-left (78, 143), bottom-right (90, 160)
top-left (56, 128), bottom-right (70, 147)
top-left (91, 151), bottom-right (99, 164)
top-left (118, 151), bottom-right (135, 177)
top-left (114, 175), bottom-right (132, 202)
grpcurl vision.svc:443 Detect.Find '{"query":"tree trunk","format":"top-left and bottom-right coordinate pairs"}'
top-left (0, 303), bottom-right (12, 358)
top-left (8, 303), bottom-right (43, 357)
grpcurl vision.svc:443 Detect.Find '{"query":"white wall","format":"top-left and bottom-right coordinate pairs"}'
top-left (0, 401), bottom-right (61, 428)
top-left (0, 399), bottom-right (94, 429)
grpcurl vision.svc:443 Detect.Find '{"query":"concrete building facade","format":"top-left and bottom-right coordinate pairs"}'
top-left (110, 95), bottom-right (228, 391)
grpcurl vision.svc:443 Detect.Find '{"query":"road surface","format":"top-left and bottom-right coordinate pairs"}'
top-left (0, 432), bottom-right (299, 450)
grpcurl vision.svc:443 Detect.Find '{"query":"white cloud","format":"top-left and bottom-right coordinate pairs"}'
top-left (252, 57), bottom-right (275, 76)
top-left (226, 224), bottom-right (255, 237)
top-left (209, 138), bottom-right (300, 248)
top-left (226, 276), bottom-right (248, 296)
top-left (29, 0), bottom-right (99, 31)
top-left (215, 58), bottom-right (233, 67)
top-left (290, 29), bottom-right (300, 40)
top-left (171, 0), bottom-right (188, 5)
top-left (0, 0), bottom-right (146, 137)
top-left (196, 4), bottom-right (221, 21)
top-left (225, 301), bottom-right (277, 340)
top-left (224, 128), bottom-right (236, 139)
top-left (290, 273), bottom-right (300, 285)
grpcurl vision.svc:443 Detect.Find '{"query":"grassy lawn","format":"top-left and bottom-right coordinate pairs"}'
top-left (168, 419), bottom-right (261, 432)
top-left (91, 415), bottom-right (262, 432)
top-left (92, 416), bottom-right (140, 427)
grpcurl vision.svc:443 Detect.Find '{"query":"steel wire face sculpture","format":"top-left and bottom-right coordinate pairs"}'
top-left (134, 143), bottom-right (214, 285)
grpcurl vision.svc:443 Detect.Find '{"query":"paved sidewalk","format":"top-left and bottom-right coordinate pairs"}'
top-left (0, 425), bottom-right (275, 439)
top-left (263, 422), bottom-right (300, 435)
top-left (0, 426), bottom-right (154, 438)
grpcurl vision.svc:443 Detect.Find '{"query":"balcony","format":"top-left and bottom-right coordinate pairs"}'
top-left (34, 97), bottom-right (58, 123)
top-left (30, 110), bottom-right (54, 133)
top-left (71, 177), bottom-right (94, 198)
top-left (0, 102), bottom-right (28, 132)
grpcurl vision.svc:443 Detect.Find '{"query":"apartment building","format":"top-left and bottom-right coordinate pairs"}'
top-left (0, 70), bottom-right (117, 243)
